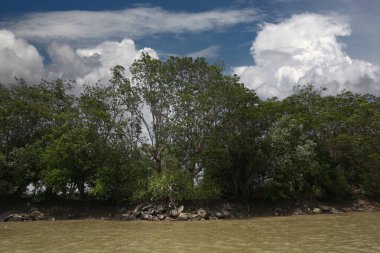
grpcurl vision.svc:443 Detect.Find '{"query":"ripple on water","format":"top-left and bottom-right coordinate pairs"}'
top-left (0, 212), bottom-right (380, 252)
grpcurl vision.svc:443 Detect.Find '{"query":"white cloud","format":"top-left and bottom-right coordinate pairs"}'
top-left (234, 13), bottom-right (380, 98)
top-left (0, 29), bottom-right (158, 86)
top-left (48, 38), bottom-right (158, 85)
top-left (0, 29), bottom-right (45, 85)
top-left (188, 45), bottom-right (220, 58)
top-left (6, 7), bottom-right (259, 41)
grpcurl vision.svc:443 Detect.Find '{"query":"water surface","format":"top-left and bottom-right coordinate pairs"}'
top-left (1, 212), bottom-right (379, 252)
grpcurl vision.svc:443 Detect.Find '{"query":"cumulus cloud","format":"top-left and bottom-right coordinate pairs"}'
top-left (0, 29), bottom-right (45, 85)
top-left (6, 7), bottom-right (259, 41)
top-left (47, 39), bottom-right (158, 85)
top-left (234, 13), bottom-right (380, 98)
top-left (0, 29), bottom-right (158, 86)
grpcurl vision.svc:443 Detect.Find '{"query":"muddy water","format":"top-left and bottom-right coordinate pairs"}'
top-left (1, 212), bottom-right (379, 252)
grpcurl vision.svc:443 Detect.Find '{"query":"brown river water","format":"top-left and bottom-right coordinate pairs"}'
top-left (1, 212), bottom-right (379, 252)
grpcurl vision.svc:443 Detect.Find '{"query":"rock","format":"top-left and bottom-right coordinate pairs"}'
top-left (222, 210), bottom-right (231, 218)
top-left (147, 215), bottom-right (156, 221)
top-left (303, 207), bottom-right (312, 214)
top-left (197, 208), bottom-right (208, 219)
top-left (134, 204), bottom-right (143, 213)
top-left (330, 208), bottom-right (340, 214)
top-left (190, 214), bottom-right (200, 221)
top-left (313, 208), bottom-right (322, 214)
top-left (141, 205), bottom-right (152, 211)
top-left (177, 213), bottom-right (189, 221)
top-left (30, 210), bottom-right (44, 220)
top-left (293, 208), bottom-right (304, 215)
top-left (177, 205), bottom-right (184, 214)
top-left (121, 213), bottom-right (135, 221)
top-left (215, 212), bottom-right (224, 219)
top-left (320, 206), bottom-right (332, 213)
top-left (222, 202), bottom-right (232, 210)
top-left (169, 205), bottom-right (184, 218)
top-left (342, 207), bottom-right (351, 212)
top-left (156, 204), bottom-right (165, 214)
top-left (158, 214), bottom-right (166, 220)
top-left (140, 212), bottom-right (149, 220)
top-left (147, 208), bottom-right (155, 215)
top-left (169, 209), bottom-right (179, 218)
top-left (3, 214), bottom-right (20, 222)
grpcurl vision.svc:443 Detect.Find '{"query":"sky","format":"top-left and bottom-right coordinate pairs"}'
top-left (0, 0), bottom-right (380, 98)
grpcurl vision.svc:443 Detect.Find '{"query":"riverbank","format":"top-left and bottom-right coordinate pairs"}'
top-left (1, 198), bottom-right (379, 222)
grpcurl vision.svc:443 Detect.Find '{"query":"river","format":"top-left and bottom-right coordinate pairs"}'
top-left (1, 212), bottom-right (379, 252)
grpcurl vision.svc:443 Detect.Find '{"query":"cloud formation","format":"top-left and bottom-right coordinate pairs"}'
top-left (0, 29), bottom-right (157, 86)
top-left (234, 13), bottom-right (380, 98)
top-left (6, 7), bottom-right (259, 41)
top-left (48, 39), bottom-right (158, 84)
top-left (0, 29), bottom-right (45, 85)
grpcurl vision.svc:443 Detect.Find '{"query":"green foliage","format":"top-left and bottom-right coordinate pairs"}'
top-left (1, 58), bottom-right (379, 202)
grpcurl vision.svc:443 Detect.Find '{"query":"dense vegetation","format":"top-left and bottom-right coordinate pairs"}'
top-left (1, 55), bottom-right (379, 204)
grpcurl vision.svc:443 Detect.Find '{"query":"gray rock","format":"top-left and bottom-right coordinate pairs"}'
top-left (177, 213), bottom-right (189, 221)
top-left (313, 208), bottom-right (322, 214)
top-left (121, 213), bottom-right (135, 221)
top-left (330, 208), bottom-right (340, 214)
top-left (133, 204), bottom-right (143, 214)
top-left (141, 205), bottom-right (152, 211)
top-left (156, 204), bottom-right (165, 214)
top-left (140, 212), bottom-right (149, 220)
top-left (158, 214), bottom-right (166, 220)
top-left (197, 208), bottom-right (208, 219)
top-left (30, 210), bottom-right (44, 220)
top-left (177, 205), bottom-right (184, 214)
top-left (147, 208), bottom-right (155, 215)
top-left (169, 209), bottom-right (179, 217)
top-left (215, 212), bottom-right (224, 219)
top-left (222, 210), bottom-right (231, 218)
top-left (4, 214), bottom-right (24, 222)
top-left (320, 206), bottom-right (332, 212)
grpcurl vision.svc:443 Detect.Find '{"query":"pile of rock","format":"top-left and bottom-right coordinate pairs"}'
top-left (275, 204), bottom-right (341, 216)
top-left (2, 210), bottom-right (55, 222)
top-left (119, 203), bottom-right (234, 221)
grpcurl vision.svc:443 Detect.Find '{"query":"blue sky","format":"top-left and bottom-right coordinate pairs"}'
top-left (1, 0), bottom-right (380, 98)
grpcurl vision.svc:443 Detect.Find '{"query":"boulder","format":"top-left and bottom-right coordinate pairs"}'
top-left (319, 206), bottom-right (332, 213)
top-left (313, 208), bottom-right (322, 214)
top-left (121, 213), bottom-right (136, 221)
top-left (197, 208), bottom-right (208, 219)
top-left (140, 212), bottom-right (149, 220)
top-left (147, 208), bottom-right (155, 215)
top-left (330, 208), bottom-right (340, 214)
top-left (133, 204), bottom-right (143, 213)
top-left (156, 204), bottom-right (165, 214)
top-left (169, 209), bottom-right (179, 217)
top-left (158, 214), bottom-right (166, 220)
top-left (177, 205), bottom-right (184, 214)
top-left (222, 210), bottom-right (231, 218)
top-left (169, 205), bottom-right (184, 218)
top-left (3, 214), bottom-right (26, 222)
top-left (30, 210), bottom-right (44, 220)
top-left (215, 212), bottom-right (224, 219)
top-left (141, 205), bottom-right (152, 211)
top-left (177, 213), bottom-right (189, 221)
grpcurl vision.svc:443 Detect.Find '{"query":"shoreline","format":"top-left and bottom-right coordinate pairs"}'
top-left (1, 198), bottom-right (379, 222)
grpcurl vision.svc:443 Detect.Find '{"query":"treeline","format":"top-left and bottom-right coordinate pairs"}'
top-left (1, 55), bottom-right (379, 203)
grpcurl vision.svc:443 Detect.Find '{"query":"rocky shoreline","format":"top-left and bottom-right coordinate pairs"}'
top-left (1, 198), bottom-right (379, 222)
